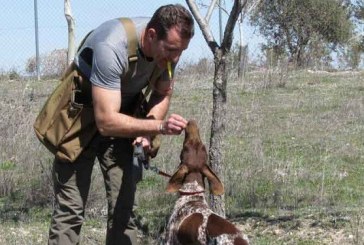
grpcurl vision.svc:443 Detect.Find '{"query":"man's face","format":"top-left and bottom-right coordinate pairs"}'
top-left (150, 26), bottom-right (190, 69)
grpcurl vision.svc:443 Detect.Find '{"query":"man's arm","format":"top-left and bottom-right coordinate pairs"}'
top-left (92, 85), bottom-right (162, 137)
top-left (92, 84), bottom-right (186, 138)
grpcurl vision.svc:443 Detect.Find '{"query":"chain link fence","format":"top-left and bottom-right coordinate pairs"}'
top-left (2, 0), bottom-right (262, 77)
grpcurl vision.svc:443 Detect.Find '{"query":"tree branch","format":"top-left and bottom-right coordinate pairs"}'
top-left (186, 0), bottom-right (220, 53)
top-left (64, 0), bottom-right (75, 64)
top-left (205, 0), bottom-right (218, 23)
top-left (221, 0), bottom-right (247, 52)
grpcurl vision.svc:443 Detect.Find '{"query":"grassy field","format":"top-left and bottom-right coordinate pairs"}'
top-left (0, 68), bottom-right (363, 244)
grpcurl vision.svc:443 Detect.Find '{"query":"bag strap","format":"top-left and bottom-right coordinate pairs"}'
top-left (118, 18), bottom-right (139, 85)
top-left (77, 31), bottom-right (93, 53)
top-left (119, 18), bottom-right (162, 99)
top-left (119, 18), bottom-right (138, 63)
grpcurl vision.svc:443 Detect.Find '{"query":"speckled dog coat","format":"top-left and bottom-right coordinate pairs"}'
top-left (164, 182), bottom-right (249, 245)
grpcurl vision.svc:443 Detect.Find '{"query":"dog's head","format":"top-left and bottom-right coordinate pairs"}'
top-left (166, 120), bottom-right (224, 195)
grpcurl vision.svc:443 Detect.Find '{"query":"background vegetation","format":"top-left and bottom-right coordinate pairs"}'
top-left (0, 61), bottom-right (363, 244)
top-left (251, 0), bottom-right (354, 68)
top-left (1, 0), bottom-right (364, 244)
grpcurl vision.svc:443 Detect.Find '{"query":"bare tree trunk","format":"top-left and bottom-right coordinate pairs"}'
top-left (64, 0), bottom-right (75, 65)
top-left (238, 18), bottom-right (246, 81)
top-left (187, 0), bottom-right (246, 217)
top-left (238, 45), bottom-right (248, 80)
top-left (209, 49), bottom-right (227, 217)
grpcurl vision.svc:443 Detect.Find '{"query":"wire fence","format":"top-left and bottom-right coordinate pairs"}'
top-left (1, 0), bottom-right (262, 77)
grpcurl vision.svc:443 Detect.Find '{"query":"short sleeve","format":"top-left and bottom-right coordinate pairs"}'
top-left (90, 42), bottom-right (128, 90)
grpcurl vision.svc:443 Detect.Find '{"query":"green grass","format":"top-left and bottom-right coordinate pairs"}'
top-left (0, 70), bottom-right (363, 244)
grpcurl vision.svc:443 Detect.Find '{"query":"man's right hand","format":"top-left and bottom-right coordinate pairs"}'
top-left (160, 114), bottom-right (188, 135)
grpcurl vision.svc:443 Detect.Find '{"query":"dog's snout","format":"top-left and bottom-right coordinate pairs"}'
top-left (184, 120), bottom-right (201, 145)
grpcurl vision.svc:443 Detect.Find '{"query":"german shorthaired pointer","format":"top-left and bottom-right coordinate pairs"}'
top-left (164, 120), bottom-right (249, 245)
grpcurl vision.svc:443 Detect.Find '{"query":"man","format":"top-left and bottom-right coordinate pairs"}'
top-left (48, 4), bottom-right (194, 245)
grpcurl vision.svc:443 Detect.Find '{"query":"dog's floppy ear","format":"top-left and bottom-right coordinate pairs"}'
top-left (201, 165), bottom-right (224, 195)
top-left (166, 164), bottom-right (189, 193)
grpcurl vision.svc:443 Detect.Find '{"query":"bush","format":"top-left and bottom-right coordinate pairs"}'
top-left (25, 49), bottom-right (68, 78)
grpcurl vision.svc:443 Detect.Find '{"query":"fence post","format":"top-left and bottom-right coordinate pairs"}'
top-left (34, 0), bottom-right (40, 80)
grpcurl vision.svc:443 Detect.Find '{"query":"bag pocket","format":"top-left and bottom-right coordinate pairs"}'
top-left (53, 104), bottom-right (97, 162)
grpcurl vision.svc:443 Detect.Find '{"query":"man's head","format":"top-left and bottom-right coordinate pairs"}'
top-left (147, 4), bottom-right (194, 40)
top-left (143, 4), bottom-right (194, 69)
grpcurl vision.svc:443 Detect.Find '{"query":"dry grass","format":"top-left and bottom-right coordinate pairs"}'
top-left (0, 69), bottom-right (363, 244)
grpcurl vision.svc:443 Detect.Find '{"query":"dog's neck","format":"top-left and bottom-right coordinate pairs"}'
top-left (178, 181), bottom-right (205, 196)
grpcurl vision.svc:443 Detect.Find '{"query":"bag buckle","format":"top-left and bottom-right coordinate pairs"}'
top-left (69, 89), bottom-right (83, 113)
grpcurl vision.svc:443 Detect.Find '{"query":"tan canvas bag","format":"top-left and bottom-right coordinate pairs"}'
top-left (34, 18), bottom-right (161, 162)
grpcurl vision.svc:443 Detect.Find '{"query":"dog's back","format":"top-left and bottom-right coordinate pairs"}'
top-left (165, 181), bottom-right (248, 245)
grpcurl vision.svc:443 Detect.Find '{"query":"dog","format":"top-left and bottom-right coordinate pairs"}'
top-left (164, 120), bottom-right (249, 245)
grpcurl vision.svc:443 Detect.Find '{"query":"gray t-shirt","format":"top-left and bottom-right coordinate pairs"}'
top-left (74, 17), bottom-right (172, 112)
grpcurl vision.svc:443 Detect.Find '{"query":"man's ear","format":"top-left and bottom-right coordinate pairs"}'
top-left (166, 165), bottom-right (188, 193)
top-left (201, 165), bottom-right (224, 195)
top-left (146, 28), bottom-right (157, 42)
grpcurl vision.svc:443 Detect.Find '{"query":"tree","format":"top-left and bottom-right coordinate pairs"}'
top-left (354, 0), bottom-right (364, 20)
top-left (353, 0), bottom-right (364, 50)
top-left (251, 0), bottom-right (353, 68)
top-left (25, 49), bottom-right (67, 78)
top-left (186, 0), bottom-right (248, 216)
top-left (65, 0), bottom-right (75, 65)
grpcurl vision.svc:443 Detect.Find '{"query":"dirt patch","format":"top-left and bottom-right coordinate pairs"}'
top-left (234, 213), bottom-right (362, 244)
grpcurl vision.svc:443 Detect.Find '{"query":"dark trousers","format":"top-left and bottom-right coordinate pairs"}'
top-left (48, 136), bottom-right (142, 245)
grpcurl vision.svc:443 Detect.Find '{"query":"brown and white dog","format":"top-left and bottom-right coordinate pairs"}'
top-left (164, 120), bottom-right (249, 245)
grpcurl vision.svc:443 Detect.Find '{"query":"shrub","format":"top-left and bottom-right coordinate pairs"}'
top-left (25, 49), bottom-right (68, 78)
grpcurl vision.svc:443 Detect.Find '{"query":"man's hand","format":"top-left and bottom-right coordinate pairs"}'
top-left (160, 114), bottom-right (188, 135)
top-left (133, 136), bottom-right (151, 153)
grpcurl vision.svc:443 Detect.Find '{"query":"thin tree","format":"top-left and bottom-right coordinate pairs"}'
top-left (237, 0), bottom-right (261, 80)
top-left (186, 0), bottom-right (247, 216)
top-left (65, 0), bottom-right (75, 65)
